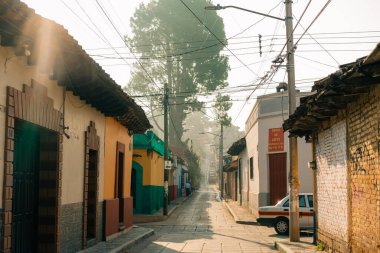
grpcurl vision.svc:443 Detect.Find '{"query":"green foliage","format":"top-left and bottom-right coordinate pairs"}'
top-left (316, 242), bottom-right (325, 251)
top-left (127, 0), bottom-right (230, 143)
top-left (214, 93), bottom-right (232, 127)
top-left (184, 145), bottom-right (202, 189)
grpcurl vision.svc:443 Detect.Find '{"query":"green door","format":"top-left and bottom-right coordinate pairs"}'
top-left (12, 120), bottom-right (40, 253)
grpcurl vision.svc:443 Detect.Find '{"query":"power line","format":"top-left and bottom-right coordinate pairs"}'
top-left (84, 31), bottom-right (380, 51)
top-left (227, 0), bottom-right (283, 39)
top-left (179, 0), bottom-right (259, 78)
top-left (294, 0), bottom-right (333, 48)
top-left (94, 0), bottom-right (162, 90)
top-left (276, 0), bottom-right (312, 65)
top-left (86, 40), bottom-right (379, 58)
top-left (295, 55), bottom-right (337, 68)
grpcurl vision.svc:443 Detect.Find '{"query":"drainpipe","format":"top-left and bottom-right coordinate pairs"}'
top-left (310, 132), bottom-right (318, 244)
top-left (239, 158), bottom-right (242, 205)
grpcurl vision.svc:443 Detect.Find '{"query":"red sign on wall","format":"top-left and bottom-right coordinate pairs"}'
top-left (268, 128), bottom-right (284, 152)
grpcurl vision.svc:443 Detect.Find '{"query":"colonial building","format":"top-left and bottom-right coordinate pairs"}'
top-left (245, 91), bottom-right (313, 216)
top-left (132, 130), bottom-right (165, 214)
top-left (284, 42), bottom-right (380, 252)
top-left (0, 1), bottom-right (150, 252)
top-left (226, 138), bottom-right (247, 206)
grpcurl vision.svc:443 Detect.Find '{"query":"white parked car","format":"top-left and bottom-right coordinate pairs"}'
top-left (257, 193), bottom-right (314, 235)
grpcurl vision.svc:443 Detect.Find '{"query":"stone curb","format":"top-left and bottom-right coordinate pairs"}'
top-left (274, 241), bottom-right (295, 253)
top-left (134, 194), bottom-right (192, 223)
top-left (223, 201), bottom-right (258, 225)
top-left (109, 227), bottom-right (155, 253)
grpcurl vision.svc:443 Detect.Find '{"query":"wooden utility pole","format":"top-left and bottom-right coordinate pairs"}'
top-left (219, 124), bottom-right (224, 199)
top-left (285, 0), bottom-right (300, 242)
top-left (163, 45), bottom-right (172, 215)
top-left (163, 83), bottom-right (169, 215)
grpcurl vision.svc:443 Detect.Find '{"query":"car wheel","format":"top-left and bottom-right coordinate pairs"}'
top-left (274, 217), bottom-right (289, 235)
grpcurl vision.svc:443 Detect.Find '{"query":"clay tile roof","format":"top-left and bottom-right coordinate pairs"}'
top-left (283, 42), bottom-right (380, 138)
top-left (227, 138), bottom-right (246, 156)
top-left (0, 0), bottom-right (151, 133)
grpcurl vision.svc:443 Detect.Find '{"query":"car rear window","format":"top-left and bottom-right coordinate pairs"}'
top-left (282, 195), bottom-right (308, 208)
top-left (308, 195), bottom-right (313, 208)
top-left (299, 195), bottom-right (306, 207)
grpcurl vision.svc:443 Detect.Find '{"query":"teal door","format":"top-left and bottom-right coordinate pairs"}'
top-left (12, 120), bottom-right (40, 253)
top-left (131, 162), bottom-right (143, 213)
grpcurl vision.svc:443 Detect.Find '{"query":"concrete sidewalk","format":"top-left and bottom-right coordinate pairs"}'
top-left (133, 194), bottom-right (191, 223)
top-left (81, 195), bottom-right (192, 253)
top-left (78, 226), bottom-right (154, 253)
top-left (224, 200), bottom-right (323, 253)
top-left (223, 200), bottom-right (258, 224)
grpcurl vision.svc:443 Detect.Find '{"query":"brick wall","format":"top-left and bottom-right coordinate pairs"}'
top-left (347, 85), bottom-right (380, 252)
top-left (316, 120), bottom-right (349, 252)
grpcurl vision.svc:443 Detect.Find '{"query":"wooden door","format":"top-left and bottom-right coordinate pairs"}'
top-left (86, 150), bottom-right (98, 241)
top-left (12, 121), bottom-right (39, 253)
top-left (269, 153), bottom-right (287, 205)
top-left (115, 142), bottom-right (125, 229)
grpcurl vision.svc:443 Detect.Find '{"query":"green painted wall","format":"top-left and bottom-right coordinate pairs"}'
top-left (142, 185), bottom-right (164, 214)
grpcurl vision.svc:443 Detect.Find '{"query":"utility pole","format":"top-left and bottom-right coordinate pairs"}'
top-left (204, 2), bottom-right (299, 240)
top-left (164, 43), bottom-right (173, 215)
top-left (219, 124), bottom-right (224, 199)
top-left (163, 83), bottom-right (169, 216)
top-left (285, 0), bottom-right (300, 241)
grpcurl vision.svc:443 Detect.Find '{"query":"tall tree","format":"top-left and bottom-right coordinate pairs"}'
top-left (126, 0), bottom-right (229, 147)
top-left (213, 93), bottom-right (232, 127)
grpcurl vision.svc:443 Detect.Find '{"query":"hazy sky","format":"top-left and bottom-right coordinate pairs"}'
top-left (22, 0), bottom-right (380, 130)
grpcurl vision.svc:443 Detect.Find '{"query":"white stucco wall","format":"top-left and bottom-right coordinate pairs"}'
top-left (244, 92), bottom-right (313, 212)
top-left (238, 148), bottom-right (249, 205)
top-left (258, 115), bottom-right (288, 193)
top-left (316, 120), bottom-right (348, 242)
top-left (0, 47), bottom-right (106, 207)
top-left (62, 92), bottom-right (105, 204)
top-left (245, 117), bottom-right (260, 195)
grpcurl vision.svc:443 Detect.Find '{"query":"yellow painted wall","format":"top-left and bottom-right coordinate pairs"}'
top-left (104, 117), bottom-right (133, 199)
top-left (133, 149), bottom-right (164, 186)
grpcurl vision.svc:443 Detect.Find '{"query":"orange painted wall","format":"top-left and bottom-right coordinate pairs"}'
top-left (133, 149), bottom-right (164, 186)
top-left (104, 117), bottom-right (133, 199)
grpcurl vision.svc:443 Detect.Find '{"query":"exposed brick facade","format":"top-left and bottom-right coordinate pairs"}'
top-left (315, 85), bottom-right (380, 252)
top-left (347, 85), bottom-right (380, 252)
top-left (3, 83), bottom-right (62, 253)
top-left (316, 120), bottom-right (349, 252)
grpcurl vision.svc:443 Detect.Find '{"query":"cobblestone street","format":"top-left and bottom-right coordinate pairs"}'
top-left (128, 187), bottom-right (285, 253)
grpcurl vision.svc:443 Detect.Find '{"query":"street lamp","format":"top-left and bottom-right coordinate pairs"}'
top-left (199, 131), bottom-right (219, 137)
top-left (199, 129), bottom-right (224, 199)
top-left (205, 2), bottom-right (300, 242)
top-left (205, 4), bottom-right (284, 21)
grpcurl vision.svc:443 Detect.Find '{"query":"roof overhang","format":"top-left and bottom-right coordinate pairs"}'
top-left (0, 0), bottom-right (152, 133)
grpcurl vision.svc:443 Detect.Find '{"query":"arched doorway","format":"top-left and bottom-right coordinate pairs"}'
top-left (131, 161), bottom-right (143, 213)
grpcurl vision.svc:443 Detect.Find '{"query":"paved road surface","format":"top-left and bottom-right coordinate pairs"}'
top-left (128, 187), bottom-right (285, 253)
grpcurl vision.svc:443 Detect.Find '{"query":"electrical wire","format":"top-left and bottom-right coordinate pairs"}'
top-left (293, 15), bottom-right (340, 66)
top-left (94, 0), bottom-right (162, 90)
top-left (293, 0), bottom-right (333, 48)
top-left (179, 0), bottom-right (259, 78)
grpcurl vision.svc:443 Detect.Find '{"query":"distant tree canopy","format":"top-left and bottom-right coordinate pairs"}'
top-left (126, 0), bottom-right (230, 147)
top-left (184, 147), bottom-right (202, 189)
top-left (214, 93), bottom-right (232, 127)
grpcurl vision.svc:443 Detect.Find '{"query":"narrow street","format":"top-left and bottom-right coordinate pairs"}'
top-left (128, 187), bottom-right (283, 253)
